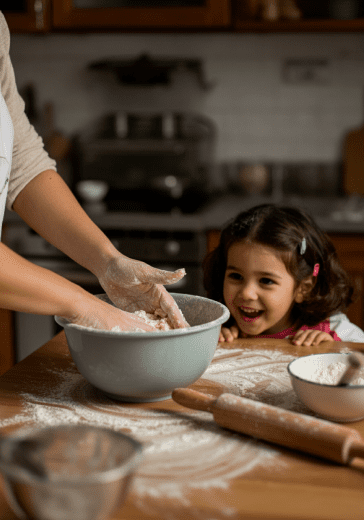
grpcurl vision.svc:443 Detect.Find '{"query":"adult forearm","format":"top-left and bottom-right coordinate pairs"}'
top-left (12, 170), bottom-right (119, 278)
top-left (0, 242), bottom-right (88, 319)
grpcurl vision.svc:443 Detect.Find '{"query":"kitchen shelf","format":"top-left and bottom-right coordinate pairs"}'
top-left (233, 18), bottom-right (364, 32)
top-left (4, 1), bottom-right (364, 33)
top-left (52, 0), bottom-right (231, 29)
top-left (85, 139), bottom-right (189, 154)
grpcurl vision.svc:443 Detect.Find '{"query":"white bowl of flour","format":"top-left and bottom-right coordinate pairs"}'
top-left (288, 353), bottom-right (364, 422)
top-left (55, 293), bottom-right (230, 403)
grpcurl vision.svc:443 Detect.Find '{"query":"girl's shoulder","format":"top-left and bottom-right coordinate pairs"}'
top-left (324, 313), bottom-right (364, 343)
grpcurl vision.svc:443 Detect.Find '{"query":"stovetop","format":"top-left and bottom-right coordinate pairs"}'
top-left (102, 188), bottom-right (213, 214)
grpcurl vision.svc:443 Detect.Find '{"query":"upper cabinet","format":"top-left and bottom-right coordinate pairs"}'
top-left (52, 0), bottom-right (230, 29)
top-left (2, 1), bottom-right (51, 32)
top-left (3, 0), bottom-right (364, 32)
top-left (232, 0), bottom-right (364, 32)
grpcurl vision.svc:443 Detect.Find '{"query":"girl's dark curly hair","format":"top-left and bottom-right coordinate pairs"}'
top-left (203, 204), bottom-right (356, 329)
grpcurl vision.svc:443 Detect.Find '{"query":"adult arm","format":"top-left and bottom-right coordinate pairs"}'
top-left (0, 241), bottom-right (156, 331)
top-left (1, 11), bottom-right (187, 329)
top-left (12, 170), bottom-right (188, 328)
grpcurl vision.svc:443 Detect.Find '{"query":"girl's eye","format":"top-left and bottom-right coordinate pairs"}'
top-left (260, 277), bottom-right (274, 285)
top-left (227, 272), bottom-right (242, 281)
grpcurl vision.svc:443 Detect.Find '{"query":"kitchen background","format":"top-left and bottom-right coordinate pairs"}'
top-left (2, 1), bottom-right (364, 366)
top-left (9, 31), bottom-right (364, 168)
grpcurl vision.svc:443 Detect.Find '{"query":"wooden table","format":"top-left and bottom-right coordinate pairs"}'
top-left (0, 334), bottom-right (364, 520)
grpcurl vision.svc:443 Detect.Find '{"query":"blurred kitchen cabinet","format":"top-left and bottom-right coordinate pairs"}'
top-left (232, 0), bottom-right (364, 32)
top-left (0, 225), bottom-right (15, 374)
top-left (206, 229), bottom-right (220, 254)
top-left (3, 0), bottom-right (364, 32)
top-left (2, 0), bottom-right (51, 33)
top-left (52, 0), bottom-right (231, 29)
top-left (330, 234), bottom-right (364, 331)
top-left (206, 230), bottom-right (364, 331)
top-left (0, 309), bottom-right (15, 375)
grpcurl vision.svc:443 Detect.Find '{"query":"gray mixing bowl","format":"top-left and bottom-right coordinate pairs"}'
top-left (55, 293), bottom-right (230, 402)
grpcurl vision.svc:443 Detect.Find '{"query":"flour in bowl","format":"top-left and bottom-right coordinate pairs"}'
top-left (112, 310), bottom-right (174, 332)
top-left (305, 361), bottom-right (364, 385)
top-left (134, 310), bottom-right (174, 330)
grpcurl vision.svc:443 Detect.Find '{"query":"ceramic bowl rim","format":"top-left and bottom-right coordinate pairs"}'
top-left (287, 352), bottom-right (364, 389)
top-left (54, 292), bottom-right (230, 338)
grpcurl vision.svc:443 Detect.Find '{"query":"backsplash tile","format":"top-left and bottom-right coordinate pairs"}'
top-left (9, 31), bottom-right (364, 166)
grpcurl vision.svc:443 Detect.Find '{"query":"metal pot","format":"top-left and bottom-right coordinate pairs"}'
top-left (150, 175), bottom-right (190, 200)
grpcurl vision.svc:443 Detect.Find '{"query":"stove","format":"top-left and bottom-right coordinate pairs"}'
top-left (71, 111), bottom-right (216, 214)
top-left (101, 187), bottom-right (212, 214)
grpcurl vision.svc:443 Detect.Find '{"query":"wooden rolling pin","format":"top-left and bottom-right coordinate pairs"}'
top-left (172, 388), bottom-right (364, 465)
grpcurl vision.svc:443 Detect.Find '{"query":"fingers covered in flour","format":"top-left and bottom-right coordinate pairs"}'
top-left (66, 295), bottom-right (155, 332)
top-left (98, 254), bottom-right (189, 329)
top-left (158, 288), bottom-right (190, 329)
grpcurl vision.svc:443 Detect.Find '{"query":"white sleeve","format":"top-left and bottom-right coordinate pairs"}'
top-left (329, 313), bottom-right (364, 343)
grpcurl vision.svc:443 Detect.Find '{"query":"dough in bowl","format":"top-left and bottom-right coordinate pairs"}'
top-left (132, 310), bottom-right (174, 331)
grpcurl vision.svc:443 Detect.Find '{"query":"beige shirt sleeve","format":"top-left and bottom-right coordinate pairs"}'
top-left (0, 12), bottom-right (57, 211)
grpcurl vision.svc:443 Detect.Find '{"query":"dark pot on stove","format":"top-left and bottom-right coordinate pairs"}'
top-left (150, 175), bottom-right (190, 200)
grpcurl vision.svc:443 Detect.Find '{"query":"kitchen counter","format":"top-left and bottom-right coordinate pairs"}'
top-left (0, 333), bottom-right (364, 519)
top-left (4, 195), bottom-right (364, 233)
top-left (200, 195), bottom-right (364, 233)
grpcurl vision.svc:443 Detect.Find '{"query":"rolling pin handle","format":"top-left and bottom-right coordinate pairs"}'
top-left (172, 388), bottom-right (216, 412)
top-left (347, 441), bottom-right (364, 462)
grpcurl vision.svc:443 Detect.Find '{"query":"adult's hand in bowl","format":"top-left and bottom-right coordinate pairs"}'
top-left (67, 294), bottom-right (156, 332)
top-left (98, 255), bottom-right (189, 329)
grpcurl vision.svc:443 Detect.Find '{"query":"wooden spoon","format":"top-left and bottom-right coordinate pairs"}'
top-left (337, 352), bottom-right (364, 386)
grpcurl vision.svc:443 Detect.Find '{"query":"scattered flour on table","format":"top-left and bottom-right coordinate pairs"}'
top-left (300, 361), bottom-right (364, 385)
top-left (0, 347), bottom-right (310, 510)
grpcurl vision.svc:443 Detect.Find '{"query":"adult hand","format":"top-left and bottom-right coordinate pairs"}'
top-left (98, 255), bottom-right (190, 329)
top-left (66, 293), bottom-right (156, 332)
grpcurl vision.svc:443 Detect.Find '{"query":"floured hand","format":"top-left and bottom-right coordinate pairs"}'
top-left (98, 254), bottom-right (190, 329)
top-left (65, 293), bottom-right (156, 332)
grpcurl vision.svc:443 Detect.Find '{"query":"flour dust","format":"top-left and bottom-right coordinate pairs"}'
top-left (0, 346), bottom-right (316, 510)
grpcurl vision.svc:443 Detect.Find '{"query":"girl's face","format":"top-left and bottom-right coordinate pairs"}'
top-left (223, 241), bottom-right (305, 336)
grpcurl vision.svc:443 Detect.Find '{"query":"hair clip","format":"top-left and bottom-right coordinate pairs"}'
top-left (313, 263), bottom-right (320, 277)
top-left (300, 238), bottom-right (307, 255)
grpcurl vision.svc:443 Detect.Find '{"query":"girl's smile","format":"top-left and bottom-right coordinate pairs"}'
top-left (223, 241), bottom-right (305, 336)
top-left (239, 307), bottom-right (263, 322)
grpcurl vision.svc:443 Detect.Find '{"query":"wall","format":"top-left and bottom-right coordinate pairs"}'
top-left (9, 31), bottom-right (364, 166)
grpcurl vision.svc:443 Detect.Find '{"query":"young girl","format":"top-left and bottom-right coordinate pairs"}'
top-left (203, 204), bottom-right (364, 346)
